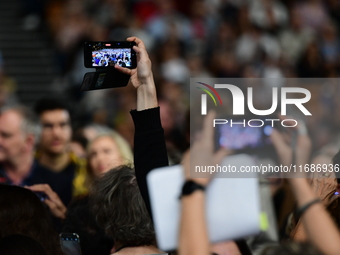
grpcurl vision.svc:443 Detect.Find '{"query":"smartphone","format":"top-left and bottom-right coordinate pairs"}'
top-left (215, 116), bottom-right (276, 153)
top-left (60, 233), bottom-right (82, 255)
top-left (84, 41), bottom-right (137, 68)
top-left (34, 191), bottom-right (47, 201)
top-left (80, 69), bottom-right (130, 91)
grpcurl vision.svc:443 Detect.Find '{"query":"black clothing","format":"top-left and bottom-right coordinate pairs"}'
top-left (39, 163), bottom-right (75, 206)
top-left (0, 160), bottom-right (78, 206)
top-left (130, 107), bottom-right (169, 220)
top-left (0, 160), bottom-right (51, 187)
top-left (131, 107), bottom-right (252, 255)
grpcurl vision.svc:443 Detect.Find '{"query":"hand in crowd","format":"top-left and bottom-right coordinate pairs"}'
top-left (114, 36), bottom-right (157, 111)
top-left (292, 173), bottom-right (338, 242)
top-left (308, 154), bottom-right (338, 207)
top-left (269, 119), bottom-right (340, 254)
top-left (270, 117), bottom-right (337, 205)
top-left (114, 36), bottom-right (152, 88)
top-left (270, 118), bottom-right (312, 173)
top-left (288, 177), bottom-right (340, 255)
top-left (181, 111), bottom-right (229, 186)
top-left (25, 184), bottom-right (67, 220)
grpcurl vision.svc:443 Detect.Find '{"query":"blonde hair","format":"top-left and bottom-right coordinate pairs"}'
top-left (86, 130), bottom-right (133, 188)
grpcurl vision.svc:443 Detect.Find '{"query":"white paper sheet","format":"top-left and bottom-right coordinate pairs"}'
top-left (147, 154), bottom-right (261, 251)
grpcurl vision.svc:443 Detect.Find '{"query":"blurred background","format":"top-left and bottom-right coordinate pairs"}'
top-left (1, 0), bottom-right (340, 162)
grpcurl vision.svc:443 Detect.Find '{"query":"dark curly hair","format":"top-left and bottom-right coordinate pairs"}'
top-left (0, 234), bottom-right (48, 255)
top-left (34, 96), bottom-right (71, 117)
top-left (89, 166), bottom-right (156, 247)
top-left (62, 195), bottom-right (114, 255)
top-left (0, 185), bottom-right (63, 255)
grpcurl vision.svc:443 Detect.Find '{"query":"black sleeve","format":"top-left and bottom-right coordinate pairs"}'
top-left (130, 107), bottom-right (169, 220)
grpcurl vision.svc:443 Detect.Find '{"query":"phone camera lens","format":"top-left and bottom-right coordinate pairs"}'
top-left (118, 43), bottom-right (120, 45)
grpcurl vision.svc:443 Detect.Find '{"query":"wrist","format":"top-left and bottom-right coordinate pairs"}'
top-left (180, 189), bottom-right (205, 203)
top-left (136, 76), bottom-right (158, 111)
top-left (295, 198), bottom-right (321, 220)
top-left (137, 83), bottom-right (156, 97)
top-left (288, 178), bottom-right (317, 204)
top-left (179, 180), bottom-right (206, 199)
top-left (137, 75), bottom-right (155, 92)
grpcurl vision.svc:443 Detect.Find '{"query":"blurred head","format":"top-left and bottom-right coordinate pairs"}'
top-left (87, 131), bottom-right (133, 182)
top-left (90, 166), bottom-right (155, 247)
top-left (0, 106), bottom-right (40, 163)
top-left (62, 196), bottom-right (114, 255)
top-left (0, 234), bottom-right (47, 255)
top-left (34, 98), bottom-right (72, 155)
top-left (88, 136), bottom-right (123, 176)
top-left (0, 184), bottom-right (63, 255)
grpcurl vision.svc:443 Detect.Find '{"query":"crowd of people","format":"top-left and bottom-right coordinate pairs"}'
top-left (92, 48), bottom-right (132, 67)
top-left (45, 0), bottom-right (340, 163)
top-left (0, 0), bottom-right (339, 162)
top-left (0, 0), bottom-right (340, 254)
top-left (0, 36), bottom-right (340, 255)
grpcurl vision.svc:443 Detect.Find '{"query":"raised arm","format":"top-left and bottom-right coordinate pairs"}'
top-left (288, 178), bottom-right (340, 255)
top-left (271, 125), bottom-right (340, 255)
top-left (115, 37), bottom-right (168, 219)
top-left (179, 112), bottom-right (227, 255)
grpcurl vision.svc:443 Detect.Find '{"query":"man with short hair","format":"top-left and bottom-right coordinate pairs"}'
top-left (0, 105), bottom-right (44, 186)
top-left (34, 98), bottom-right (87, 206)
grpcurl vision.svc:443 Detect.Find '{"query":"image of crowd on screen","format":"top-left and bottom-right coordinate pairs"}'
top-left (92, 49), bottom-right (132, 67)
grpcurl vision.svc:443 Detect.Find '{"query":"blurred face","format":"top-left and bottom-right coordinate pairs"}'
top-left (88, 136), bottom-right (123, 177)
top-left (0, 110), bottom-right (27, 162)
top-left (39, 110), bottom-right (72, 155)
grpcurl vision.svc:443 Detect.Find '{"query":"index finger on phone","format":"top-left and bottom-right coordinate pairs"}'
top-left (126, 36), bottom-right (146, 49)
top-left (114, 64), bottom-right (133, 75)
top-left (132, 45), bottom-right (150, 63)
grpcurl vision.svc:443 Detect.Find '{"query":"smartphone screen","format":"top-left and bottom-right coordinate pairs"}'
top-left (60, 233), bottom-right (82, 255)
top-left (84, 42), bottom-right (137, 68)
top-left (215, 119), bottom-right (273, 152)
top-left (92, 48), bottom-right (133, 67)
